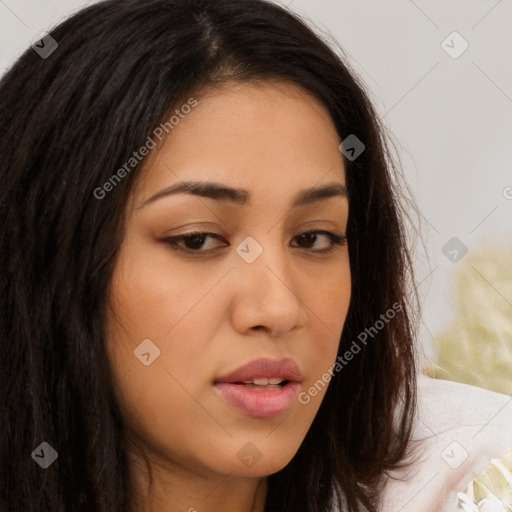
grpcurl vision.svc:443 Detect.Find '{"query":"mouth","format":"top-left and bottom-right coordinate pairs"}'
top-left (227, 377), bottom-right (290, 390)
top-left (213, 358), bottom-right (302, 419)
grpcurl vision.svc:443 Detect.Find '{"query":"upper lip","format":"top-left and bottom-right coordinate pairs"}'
top-left (214, 357), bottom-right (303, 384)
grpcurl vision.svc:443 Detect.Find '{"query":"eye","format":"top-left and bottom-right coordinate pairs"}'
top-left (161, 229), bottom-right (347, 255)
top-left (292, 230), bottom-right (347, 253)
top-left (162, 231), bottom-right (227, 253)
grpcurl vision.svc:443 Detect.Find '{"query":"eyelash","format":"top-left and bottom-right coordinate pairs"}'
top-left (162, 230), bottom-right (347, 256)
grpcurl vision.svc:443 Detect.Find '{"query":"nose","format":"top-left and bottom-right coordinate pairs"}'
top-left (229, 239), bottom-right (307, 337)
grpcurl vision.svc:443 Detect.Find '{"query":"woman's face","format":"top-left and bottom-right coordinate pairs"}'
top-left (106, 80), bottom-right (351, 483)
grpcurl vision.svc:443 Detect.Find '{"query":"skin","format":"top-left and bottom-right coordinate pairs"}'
top-left (105, 79), bottom-right (351, 512)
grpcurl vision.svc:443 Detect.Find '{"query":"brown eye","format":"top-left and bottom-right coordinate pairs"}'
top-left (292, 230), bottom-right (347, 253)
top-left (163, 231), bottom-right (227, 253)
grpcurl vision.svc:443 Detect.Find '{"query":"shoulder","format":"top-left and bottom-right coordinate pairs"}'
top-left (379, 372), bottom-right (512, 512)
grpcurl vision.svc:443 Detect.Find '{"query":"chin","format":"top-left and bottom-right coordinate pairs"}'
top-left (225, 460), bottom-right (292, 479)
top-left (225, 442), bottom-right (301, 478)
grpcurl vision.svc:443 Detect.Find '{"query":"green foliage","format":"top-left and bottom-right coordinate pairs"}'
top-left (424, 240), bottom-right (512, 395)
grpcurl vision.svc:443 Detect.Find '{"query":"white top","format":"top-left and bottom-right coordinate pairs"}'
top-left (379, 372), bottom-right (512, 511)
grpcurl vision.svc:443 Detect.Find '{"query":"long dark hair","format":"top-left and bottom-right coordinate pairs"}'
top-left (0, 0), bottom-right (421, 510)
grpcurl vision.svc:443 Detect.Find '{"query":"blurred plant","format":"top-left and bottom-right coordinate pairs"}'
top-left (423, 240), bottom-right (512, 395)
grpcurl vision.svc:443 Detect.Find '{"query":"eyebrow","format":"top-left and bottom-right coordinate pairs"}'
top-left (140, 180), bottom-right (348, 209)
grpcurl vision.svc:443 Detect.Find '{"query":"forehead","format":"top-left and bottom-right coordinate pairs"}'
top-left (133, 79), bottom-right (346, 208)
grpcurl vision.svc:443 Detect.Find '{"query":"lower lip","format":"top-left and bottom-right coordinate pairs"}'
top-left (214, 382), bottom-right (300, 418)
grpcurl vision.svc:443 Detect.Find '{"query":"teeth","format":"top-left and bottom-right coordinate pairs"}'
top-left (241, 377), bottom-right (285, 385)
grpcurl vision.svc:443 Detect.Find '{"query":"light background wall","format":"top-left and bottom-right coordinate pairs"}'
top-left (1, 0), bottom-right (511, 370)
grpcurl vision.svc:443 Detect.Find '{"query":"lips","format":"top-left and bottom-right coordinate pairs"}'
top-left (213, 358), bottom-right (302, 419)
top-left (214, 357), bottom-right (303, 385)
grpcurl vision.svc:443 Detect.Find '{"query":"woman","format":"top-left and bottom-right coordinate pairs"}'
top-left (0, 1), bottom-right (510, 511)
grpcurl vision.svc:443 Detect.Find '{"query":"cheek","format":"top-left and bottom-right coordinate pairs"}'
top-left (105, 259), bottom-right (224, 470)
top-left (107, 235), bottom-right (215, 344)
top-left (105, 243), bottom-right (211, 387)
top-left (301, 260), bottom-right (351, 396)
top-left (104, 237), bottom-right (229, 429)
top-left (308, 254), bottom-right (351, 340)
